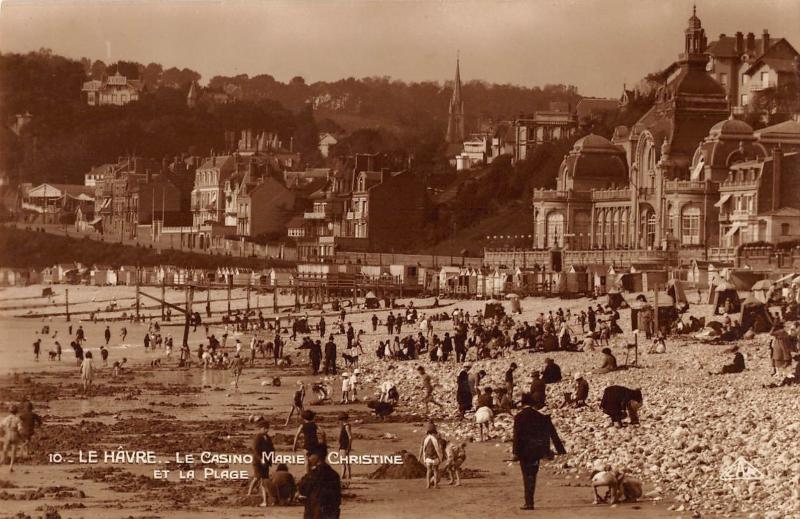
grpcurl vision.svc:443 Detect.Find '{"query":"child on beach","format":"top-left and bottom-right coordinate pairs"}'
top-left (230, 353), bottom-right (244, 390)
top-left (419, 422), bottom-right (444, 489)
top-left (349, 369), bottom-right (360, 401)
top-left (340, 373), bottom-right (351, 404)
top-left (284, 382), bottom-right (306, 426)
top-left (247, 417), bottom-right (275, 507)
top-left (338, 412), bottom-right (353, 485)
top-left (80, 351), bottom-right (95, 396)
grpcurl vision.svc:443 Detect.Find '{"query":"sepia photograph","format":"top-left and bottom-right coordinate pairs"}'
top-left (0, 0), bottom-right (799, 517)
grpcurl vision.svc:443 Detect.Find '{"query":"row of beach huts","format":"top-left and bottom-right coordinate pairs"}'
top-left (1, 258), bottom-right (795, 301)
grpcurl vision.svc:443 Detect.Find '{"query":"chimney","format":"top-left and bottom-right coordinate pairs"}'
top-left (746, 32), bottom-right (755, 52)
top-left (762, 29), bottom-right (770, 51)
top-left (772, 145), bottom-right (782, 211)
top-left (735, 32), bottom-right (744, 54)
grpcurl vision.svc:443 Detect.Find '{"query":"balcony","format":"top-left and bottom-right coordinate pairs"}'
top-left (304, 211), bottom-right (329, 220)
top-left (346, 211), bottom-right (365, 220)
top-left (720, 180), bottom-right (758, 190)
top-left (665, 180), bottom-right (712, 193)
top-left (638, 188), bottom-right (655, 198)
top-left (532, 190), bottom-right (590, 202)
top-left (591, 189), bottom-right (630, 201)
top-left (708, 247), bottom-right (736, 262)
top-left (749, 82), bottom-right (775, 92)
top-left (533, 189), bottom-right (568, 202)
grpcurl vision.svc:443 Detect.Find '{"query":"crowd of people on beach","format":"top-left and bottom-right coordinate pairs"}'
top-left (13, 285), bottom-right (800, 515)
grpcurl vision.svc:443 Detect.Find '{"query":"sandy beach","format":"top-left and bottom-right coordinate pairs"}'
top-left (0, 285), bottom-right (796, 519)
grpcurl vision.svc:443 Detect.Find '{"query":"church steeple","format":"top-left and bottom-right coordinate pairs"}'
top-left (445, 56), bottom-right (465, 144)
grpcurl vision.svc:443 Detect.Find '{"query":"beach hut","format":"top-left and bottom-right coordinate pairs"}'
top-left (484, 299), bottom-right (505, 319)
top-left (364, 290), bottom-right (380, 309)
top-left (565, 265), bottom-right (590, 295)
top-left (90, 265), bottom-right (117, 286)
top-left (740, 296), bottom-right (773, 333)
top-left (438, 266), bottom-right (461, 295)
top-left (269, 267), bottom-right (295, 288)
top-left (712, 282), bottom-right (741, 314)
top-left (666, 279), bottom-right (689, 310)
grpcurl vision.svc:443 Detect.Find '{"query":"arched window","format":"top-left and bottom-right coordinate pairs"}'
top-left (641, 209), bottom-right (656, 249)
top-left (546, 212), bottom-right (564, 248)
top-left (681, 205), bottom-right (701, 245)
top-left (573, 212), bottom-right (590, 249)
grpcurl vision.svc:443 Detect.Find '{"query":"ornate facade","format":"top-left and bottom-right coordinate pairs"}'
top-left (533, 10), bottom-right (748, 256)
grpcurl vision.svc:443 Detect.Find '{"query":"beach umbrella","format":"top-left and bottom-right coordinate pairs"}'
top-left (751, 279), bottom-right (773, 291)
top-left (505, 293), bottom-right (519, 299)
top-left (776, 272), bottom-right (797, 284)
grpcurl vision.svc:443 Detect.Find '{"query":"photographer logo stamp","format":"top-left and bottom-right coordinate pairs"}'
top-left (720, 457), bottom-right (764, 481)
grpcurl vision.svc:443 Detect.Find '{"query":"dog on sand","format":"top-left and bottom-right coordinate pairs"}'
top-left (591, 467), bottom-right (643, 504)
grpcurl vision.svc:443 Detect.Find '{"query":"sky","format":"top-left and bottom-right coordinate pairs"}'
top-left (1, 0), bottom-right (799, 98)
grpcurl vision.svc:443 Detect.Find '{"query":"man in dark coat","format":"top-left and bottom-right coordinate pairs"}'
top-left (587, 306), bottom-right (596, 333)
top-left (309, 340), bottom-right (322, 375)
top-left (512, 392), bottom-right (566, 510)
top-left (600, 385), bottom-right (643, 427)
top-left (298, 444), bottom-right (341, 519)
top-left (324, 335), bottom-right (337, 375)
top-left (456, 364), bottom-right (473, 417)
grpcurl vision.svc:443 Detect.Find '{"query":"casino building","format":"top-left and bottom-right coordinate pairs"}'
top-left (530, 8), bottom-right (800, 261)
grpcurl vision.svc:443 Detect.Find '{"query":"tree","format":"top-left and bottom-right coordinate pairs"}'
top-left (91, 60), bottom-right (106, 80)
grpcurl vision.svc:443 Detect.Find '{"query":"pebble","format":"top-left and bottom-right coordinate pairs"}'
top-left (355, 301), bottom-right (797, 516)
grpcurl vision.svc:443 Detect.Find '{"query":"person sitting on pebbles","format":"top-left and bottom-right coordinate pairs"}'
top-left (710, 346), bottom-right (745, 375)
top-left (562, 372), bottom-right (589, 408)
top-left (541, 358), bottom-right (562, 384)
top-left (594, 348), bottom-right (618, 374)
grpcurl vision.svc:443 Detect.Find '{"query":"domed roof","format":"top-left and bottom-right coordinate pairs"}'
top-left (710, 116), bottom-right (754, 138)
top-left (687, 6), bottom-right (701, 29)
top-left (572, 133), bottom-right (622, 154)
top-left (561, 133), bottom-right (628, 186)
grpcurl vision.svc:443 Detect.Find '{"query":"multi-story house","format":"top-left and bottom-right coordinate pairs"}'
top-left (510, 108), bottom-right (577, 162)
top-left (82, 72), bottom-right (143, 106)
top-left (92, 157), bottom-right (185, 238)
top-left (706, 27), bottom-right (799, 114)
top-left (718, 147), bottom-right (800, 247)
top-left (191, 155), bottom-right (235, 226)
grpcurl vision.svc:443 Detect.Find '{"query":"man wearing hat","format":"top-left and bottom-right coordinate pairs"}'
top-left (248, 417), bottom-right (275, 507)
top-left (512, 393), bottom-right (566, 510)
top-left (298, 443), bottom-right (341, 518)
